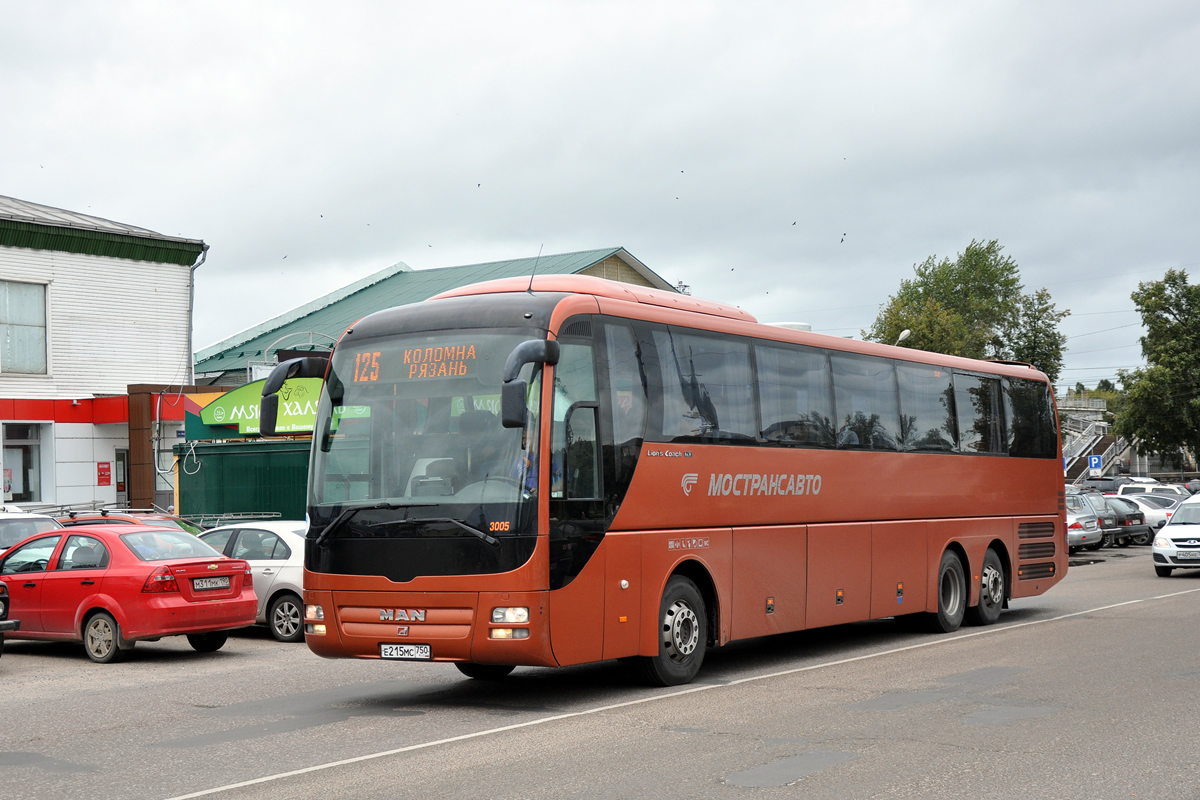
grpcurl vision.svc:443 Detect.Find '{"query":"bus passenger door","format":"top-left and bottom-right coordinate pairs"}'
top-left (731, 525), bottom-right (806, 640)
top-left (806, 523), bottom-right (872, 629)
top-left (870, 520), bottom-right (928, 619)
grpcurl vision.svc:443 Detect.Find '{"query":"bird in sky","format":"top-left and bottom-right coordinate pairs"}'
top-left (282, 255), bottom-right (287, 259)
top-left (792, 221), bottom-right (796, 226)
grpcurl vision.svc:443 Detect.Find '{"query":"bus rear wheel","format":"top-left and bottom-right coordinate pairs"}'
top-left (455, 663), bottom-right (515, 680)
top-left (966, 548), bottom-right (1005, 626)
top-left (923, 551), bottom-right (966, 633)
top-left (635, 575), bottom-right (707, 687)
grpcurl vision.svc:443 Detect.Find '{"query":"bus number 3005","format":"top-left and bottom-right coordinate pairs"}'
top-left (489, 521), bottom-right (511, 532)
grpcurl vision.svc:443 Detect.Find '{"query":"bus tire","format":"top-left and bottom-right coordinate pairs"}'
top-left (636, 575), bottom-right (707, 687)
top-left (924, 551), bottom-right (966, 633)
top-left (455, 663), bottom-right (515, 680)
top-left (966, 548), bottom-right (1005, 626)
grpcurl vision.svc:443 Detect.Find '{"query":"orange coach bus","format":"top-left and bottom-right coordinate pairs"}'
top-left (260, 275), bottom-right (1065, 686)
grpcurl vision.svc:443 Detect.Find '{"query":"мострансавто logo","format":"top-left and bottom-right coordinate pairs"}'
top-left (680, 472), bottom-right (822, 497)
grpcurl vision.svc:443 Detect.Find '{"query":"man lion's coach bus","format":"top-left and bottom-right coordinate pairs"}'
top-left (260, 275), bottom-right (1065, 686)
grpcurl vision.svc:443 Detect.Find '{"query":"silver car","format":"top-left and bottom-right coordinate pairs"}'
top-left (1151, 495), bottom-right (1200, 577)
top-left (1065, 494), bottom-right (1101, 553)
top-left (199, 521), bottom-right (307, 641)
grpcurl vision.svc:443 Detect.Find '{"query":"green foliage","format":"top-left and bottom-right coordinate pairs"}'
top-left (1095, 379), bottom-right (1116, 393)
top-left (864, 240), bottom-right (1069, 381)
top-left (1115, 269), bottom-right (1200, 466)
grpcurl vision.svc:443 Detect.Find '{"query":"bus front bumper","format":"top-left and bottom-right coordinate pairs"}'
top-left (303, 590), bottom-right (556, 667)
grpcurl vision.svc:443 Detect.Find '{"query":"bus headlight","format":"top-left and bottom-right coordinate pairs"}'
top-left (492, 607), bottom-right (529, 624)
top-left (305, 604), bottom-right (324, 620)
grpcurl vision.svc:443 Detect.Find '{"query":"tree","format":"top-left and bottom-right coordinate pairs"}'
top-left (1009, 288), bottom-right (1068, 383)
top-left (1115, 269), bottom-right (1200, 468)
top-left (864, 239), bottom-right (1069, 381)
top-left (1095, 379), bottom-right (1116, 393)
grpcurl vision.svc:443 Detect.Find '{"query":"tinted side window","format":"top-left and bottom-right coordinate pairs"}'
top-left (755, 343), bottom-right (835, 447)
top-left (649, 327), bottom-right (756, 442)
top-left (896, 363), bottom-right (956, 452)
top-left (1005, 377), bottom-right (1058, 459)
top-left (831, 354), bottom-right (900, 450)
top-left (955, 373), bottom-right (1005, 454)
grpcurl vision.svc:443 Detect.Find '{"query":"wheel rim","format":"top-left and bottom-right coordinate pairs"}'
top-left (662, 599), bottom-right (699, 663)
top-left (273, 601), bottom-right (301, 638)
top-left (86, 617), bottom-right (114, 659)
top-left (980, 564), bottom-right (1004, 607)
top-left (940, 567), bottom-right (962, 617)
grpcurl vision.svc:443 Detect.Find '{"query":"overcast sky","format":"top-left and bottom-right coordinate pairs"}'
top-left (3, 1), bottom-right (1198, 388)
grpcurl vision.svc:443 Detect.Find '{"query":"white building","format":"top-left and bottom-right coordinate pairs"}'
top-left (0, 195), bottom-right (207, 509)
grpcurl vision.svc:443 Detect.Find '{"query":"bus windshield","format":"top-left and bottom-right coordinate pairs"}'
top-left (308, 329), bottom-right (542, 568)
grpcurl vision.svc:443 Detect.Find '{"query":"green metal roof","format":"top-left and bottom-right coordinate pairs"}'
top-left (194, 247), bottom-right (669, 376)
top-left (0, 195), bottom-right (206, 266)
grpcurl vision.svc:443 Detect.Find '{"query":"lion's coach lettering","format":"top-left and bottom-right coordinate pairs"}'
top-left (706, 473), bottom-right (821, 497)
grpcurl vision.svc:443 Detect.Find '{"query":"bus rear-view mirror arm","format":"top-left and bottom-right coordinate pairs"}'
top-left (501, 340), bottom-right (560, 428)
top-left (260, 355), bottom-right (331, 436)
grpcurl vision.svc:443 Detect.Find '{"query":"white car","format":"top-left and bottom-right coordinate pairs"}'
top-left (1117, 482), bottom-right (1190, 497)
top-left (1151, 495), bottom-right (1200, 577)
top-left (1123, 494), bottom-right (1174, 529)
top-left (198, 521), bottom-right (307, 641)
top-left (0, 509), bottom-right (63, 553)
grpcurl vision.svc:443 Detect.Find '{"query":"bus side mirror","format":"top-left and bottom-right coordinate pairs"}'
top-left (501, 380), bottom-right (528, 429)
top-left (260, 355), bottom-right (329, 436)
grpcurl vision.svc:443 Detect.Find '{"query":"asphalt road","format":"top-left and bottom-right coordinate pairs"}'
top-left (2, 548), bottom-right (1198, 800)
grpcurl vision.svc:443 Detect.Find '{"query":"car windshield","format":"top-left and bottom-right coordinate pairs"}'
top-left (122, 530), bottom-right (223, 561)
top-left (0, 518), bottom-right (61, 549)
top-left (1168, 504), bottom-right (1200, 525)
top-left (1136, 494), bottom-right (1179, 509)
top-left (1082, 495), bottom-right (1110, 516)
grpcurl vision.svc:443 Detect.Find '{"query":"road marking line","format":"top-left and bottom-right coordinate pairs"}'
top-left (161, 585), bottom-right (1200, 800)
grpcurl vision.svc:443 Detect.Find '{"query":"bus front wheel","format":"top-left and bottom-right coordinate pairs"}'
top-left (636, 575), bottom-right (707, 687)
top-left (966, 548), bottom-right (1005, 626)
top-left (924, 551), bottom-right (966, 633)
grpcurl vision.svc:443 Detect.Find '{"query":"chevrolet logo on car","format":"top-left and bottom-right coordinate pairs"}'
top-left (380, 609), bottom-right (427, 622)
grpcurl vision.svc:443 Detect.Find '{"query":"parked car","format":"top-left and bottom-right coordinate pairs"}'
top-left (1079, 492), bottom-right (1122, 548)
top-left (0, 525), bottom-right (256, 662)
top-left (57, 509), bottom-right (205, 535)
top-left (1151, 494), bottom-right (1200, 577)
top-left (1065, 495), bottom-right (1102, 553)
top-left (1116, 483), bottom-right (1190, 497)
top-left (198, 521), bottom-right (306, 642)
top-left (1104, 496), bottom-right (1152, 545)
top-left (1123, 494), bottom-right (1174, 530)
top-left (0, 580), bottom-right (17, 658)
top-left (0, 510), bottom-right (62, 553)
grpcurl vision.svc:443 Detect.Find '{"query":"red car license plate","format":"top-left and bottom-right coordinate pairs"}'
top-left (193, 576), bottom-right (231, 591)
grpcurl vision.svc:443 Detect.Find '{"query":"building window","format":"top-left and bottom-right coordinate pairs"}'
top-left (0, 280), bottom-right (48, 374)
top-left (3, 423), bottom-right (42, 503)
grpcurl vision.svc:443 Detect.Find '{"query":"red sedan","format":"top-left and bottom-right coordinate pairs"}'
top-left (0, 525), bottom-right (257, 663)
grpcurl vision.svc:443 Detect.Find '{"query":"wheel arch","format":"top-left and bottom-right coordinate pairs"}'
top-left (985, 538), bottom-right (1013, 605)
top-left (78, 599), bottom-right (127, 641)
top-left (670, 559), bottom-right (720, 648)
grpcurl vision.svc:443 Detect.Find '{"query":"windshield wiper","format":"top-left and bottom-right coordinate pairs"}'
top-left (363, 516), bottom-right (502, 548)
top-left (313, 502), bottom-right (427, 548)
